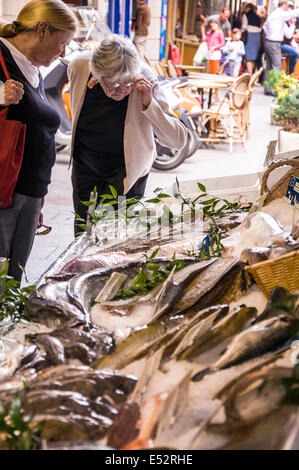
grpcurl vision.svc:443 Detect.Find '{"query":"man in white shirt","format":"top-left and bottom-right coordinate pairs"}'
top-left (263, 0), bottom-right (299, 95)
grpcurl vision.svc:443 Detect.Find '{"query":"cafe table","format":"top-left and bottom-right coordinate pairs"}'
top-left (187, 72), bottom-right (234, 84)
top-left (186, 78), bottom-right (230, 108)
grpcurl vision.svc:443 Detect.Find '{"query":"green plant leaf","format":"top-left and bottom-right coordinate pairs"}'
top-left (81, 200), bottom-right (97, 206)
top-left (145, 198), bottom-right (161, 204)
top-left (109, 185), bottom-right (118, 199)
top-left (197, 182), bottom-right (206, 192)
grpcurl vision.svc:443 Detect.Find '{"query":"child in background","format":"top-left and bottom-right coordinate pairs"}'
top-left (223, 28), bottom-right (245, 77)
top-left (205, 19), bottom-right (225, 73)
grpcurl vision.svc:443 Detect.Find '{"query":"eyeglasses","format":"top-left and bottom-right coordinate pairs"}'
top-left (101, 77), bottom-right (134, 90)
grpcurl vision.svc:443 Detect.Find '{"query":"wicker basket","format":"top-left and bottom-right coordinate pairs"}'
top-left (261, 158), bottom-right (299, 206)
top-left (245, 250), bottom-right (299, 298)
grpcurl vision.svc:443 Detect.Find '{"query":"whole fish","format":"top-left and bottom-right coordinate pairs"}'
top-left (177, 305), bottom-right (257, 360)
top-left (58, 237), bottom-right (206, 277)
top-left (67, 257), bottom-right (197, 333)
top-left (25, 280), bottom-right (85, 328)
top-left (93, 320), bottom-right (177, 371)
top-left (172, 257), bottom-right (245, 316)
top-left (214, 315), bottom-right (293, 370)
top-left (151, 258), bottom-right (216, 321)
top-left (24, 324), bottom-right (115, 369)
top-left (93, 304), bottom-right (229, 371)
top-left (59, 251), bottom-right (140, 275)
top-left (192, 315), bottom-right (293, 381)
top-left (165, 304), bottom-right (229, 358)
top-left (0, 365), bottom-right (137, 442)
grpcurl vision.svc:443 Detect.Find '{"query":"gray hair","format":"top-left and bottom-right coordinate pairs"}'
top-left (90, 35), bottom-right (141, 82)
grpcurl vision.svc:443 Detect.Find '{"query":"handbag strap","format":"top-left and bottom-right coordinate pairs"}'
top-left (0, 48), bottom-right (11, 80)
top-left (0, 49), bottom-right (10, 117)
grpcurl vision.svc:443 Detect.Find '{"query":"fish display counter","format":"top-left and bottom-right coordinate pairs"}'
top-left (0, 161), bottom-right (298, 450)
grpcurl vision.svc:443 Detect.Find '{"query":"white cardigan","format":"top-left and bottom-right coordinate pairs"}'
top-left (67, 54), bottom-right (188, 194)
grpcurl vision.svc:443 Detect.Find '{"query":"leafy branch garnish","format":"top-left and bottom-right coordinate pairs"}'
top-left (174, 179), bottom-right (252, 225)
top-left (184, 223), bottom-right (225, 261)
top-left (76, 180), bottom-right (252, 239)
top-left (75, 185), bottom-right (173, 234)
top-left (111, 251), bottom-right (185, 301)
top-left (0, 393), bottom-right (41, 450)
top-left (0, 262), bottom-right (35, 324)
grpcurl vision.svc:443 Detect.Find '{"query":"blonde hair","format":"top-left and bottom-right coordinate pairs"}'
top-left (0, 0), bottom-right (77, 38)
top-left (90, 35), bottom-right (141, 82)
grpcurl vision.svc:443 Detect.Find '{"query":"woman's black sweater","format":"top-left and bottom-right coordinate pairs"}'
top-left (0, 40), bottom-right (60, 198)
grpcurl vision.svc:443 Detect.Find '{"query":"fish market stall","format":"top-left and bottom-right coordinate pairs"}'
top-left (0, 158), bottom-right (298, 450)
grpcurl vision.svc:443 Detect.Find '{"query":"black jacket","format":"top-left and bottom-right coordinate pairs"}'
top-left (0, 40), bottom-right (60, 198)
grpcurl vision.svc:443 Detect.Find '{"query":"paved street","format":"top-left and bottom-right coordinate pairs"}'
top-left (24, 87), bottom-right (279, 286)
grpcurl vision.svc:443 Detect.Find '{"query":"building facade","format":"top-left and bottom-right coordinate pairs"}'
top-left (0, 0), bottom-right (165, 62)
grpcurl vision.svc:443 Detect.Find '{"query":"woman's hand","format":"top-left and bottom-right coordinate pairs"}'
top-left (133, 77), bottom-right (153, 109)
top-left (37, 212), bottom-right (43, 228)
top-left (3, 79), bottom-right (24, 106)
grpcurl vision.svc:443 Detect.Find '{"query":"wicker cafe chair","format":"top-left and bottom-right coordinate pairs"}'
top-left (167, 59), bottom-right (179, 78)
top-left (154, 62), bottom-right (168, 77)
top-left (200, 73), bottom-right (250, 154)
top-left (217, 59), bottom-right (230, 75)
top-left (245, 67), bottom-right (264, 138)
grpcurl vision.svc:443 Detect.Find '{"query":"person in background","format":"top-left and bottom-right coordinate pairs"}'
top-left (263, 0), bottom-right (299, 95)
top-left (223, 28), bottom-right (245, 77)
top-left (281, 14), bottom-right (299, 74)
top-left (201, 7), bottom-right (232, 41)
top-left (233, 2), bottom-right (248, 29)
top-left (131, 0), bottom-right (151, 62)
top-left (258, 5), bottom-right (268, 27)
top-left (68, 35), bottom-right (188, 236)
top-left (205, 19), bottom-right (225, 74)
top-left (0, 0), bottom-right (77, 283)
top-left (242, 3), bottom-right (262, 76)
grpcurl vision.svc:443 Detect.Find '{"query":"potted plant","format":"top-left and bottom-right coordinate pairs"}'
top-left (264, 69), bottom-right (298, 125)
top-left (273, 87), bottom-right (299, 152)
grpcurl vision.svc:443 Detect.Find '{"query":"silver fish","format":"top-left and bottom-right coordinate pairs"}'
top-left (25, 280), bottom-right (85, 328)
top-left (214, 315), bottom-right (293, 370)
top-left (172, 257), bottom-right (245, 315)
top-left (67, 257), bottom-right (196, 326)
top-left (178, 305), bottom-right (257, 360)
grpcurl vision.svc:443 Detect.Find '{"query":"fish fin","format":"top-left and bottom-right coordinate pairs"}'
top-left (150, 266), bottom-right (177, 323)
top-left (154, 370), bottom-right (193, 444)
top-left (189, 401), bottom-right (224, 449)
top-left (131, 347), bottom-right (164, 406)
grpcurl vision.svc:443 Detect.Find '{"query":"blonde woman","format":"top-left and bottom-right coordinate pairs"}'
top-left (68, 35), bottom-right (188, 236)
top-left (0, 0), bottom-right (77, 282)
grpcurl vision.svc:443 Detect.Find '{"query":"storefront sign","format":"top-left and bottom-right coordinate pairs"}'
top-left (286, 175), bottom-right (299, 207)
top-left (107, 0), bottom-right (120, 34)
top-left (160, 0), bottom-right (168, 60)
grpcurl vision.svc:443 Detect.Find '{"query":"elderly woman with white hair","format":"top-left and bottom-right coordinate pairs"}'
top-left (68, 34), bottom-right (188, 235)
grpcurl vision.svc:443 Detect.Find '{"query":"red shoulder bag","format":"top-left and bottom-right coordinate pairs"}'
top-left (0, 49), bottom-right (26, 208)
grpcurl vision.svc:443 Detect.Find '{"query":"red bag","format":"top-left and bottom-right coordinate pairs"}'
top-left (168, 44), bottom-right (182, 76)
top-left (0, 49), bottom-right (26, 208)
